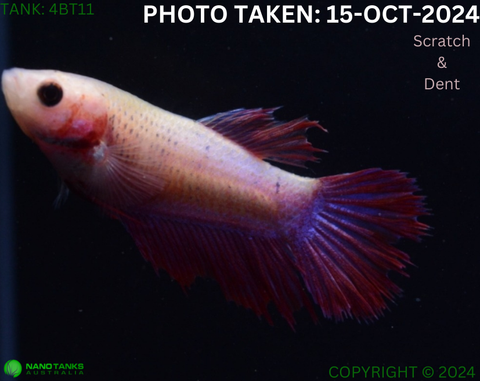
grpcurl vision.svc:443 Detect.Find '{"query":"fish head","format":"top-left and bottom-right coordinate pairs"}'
top-left (2, 68), bottom-right (108, 149)
top-left (2, 68), bottom-right (115, 199)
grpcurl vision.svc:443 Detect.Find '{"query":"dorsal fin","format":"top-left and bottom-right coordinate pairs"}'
top-left (198, 108), bottom-right (326, 168)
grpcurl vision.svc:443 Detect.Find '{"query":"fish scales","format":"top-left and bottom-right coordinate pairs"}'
top-left (103, 82), bottom-right (312, 231)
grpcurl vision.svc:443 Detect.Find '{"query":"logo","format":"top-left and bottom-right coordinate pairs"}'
top-left (4, 359), bottom-right (22, 378)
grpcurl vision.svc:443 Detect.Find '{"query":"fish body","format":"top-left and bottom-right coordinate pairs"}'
top-left (2, 68), bottom-right (428, 326)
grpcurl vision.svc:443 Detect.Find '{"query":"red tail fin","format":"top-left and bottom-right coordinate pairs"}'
top-left (293, 168), bottom-right (429, 321)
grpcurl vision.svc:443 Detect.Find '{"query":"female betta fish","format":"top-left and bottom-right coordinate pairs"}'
top-left (2, 68), bottom-right (428, 327)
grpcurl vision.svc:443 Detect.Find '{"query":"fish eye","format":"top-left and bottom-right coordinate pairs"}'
top-left (37, 82), bottom-right (63, 107)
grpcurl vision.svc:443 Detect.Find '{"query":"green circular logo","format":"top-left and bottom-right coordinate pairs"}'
top-left (4, 359), bottom-right (22, 378)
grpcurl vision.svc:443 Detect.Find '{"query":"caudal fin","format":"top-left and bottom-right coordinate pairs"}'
top-left (293, 168), bottom-right (429, 321)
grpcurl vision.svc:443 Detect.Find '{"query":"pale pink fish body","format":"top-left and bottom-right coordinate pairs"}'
top-left (3, 69), bottom-right (310, 226)
top-left (2, 68), bottom-right (428, 326)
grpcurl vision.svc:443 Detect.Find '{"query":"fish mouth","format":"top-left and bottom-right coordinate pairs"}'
top-left (2, 68), bottom-right (23, 100)
top-left (2, 68), bottom-right (20, 108)
top-left (2, 68), bottom-right (36, 139)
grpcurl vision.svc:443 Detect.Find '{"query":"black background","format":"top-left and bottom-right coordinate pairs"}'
top-left (3, 1), bottom-right (479, 380)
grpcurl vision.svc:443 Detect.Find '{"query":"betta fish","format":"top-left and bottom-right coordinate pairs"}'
top-left (2, 68), bottom-right (428, 326)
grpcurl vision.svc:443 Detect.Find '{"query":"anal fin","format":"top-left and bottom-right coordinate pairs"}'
top-left (120, 215), bottom-right (314, 327)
